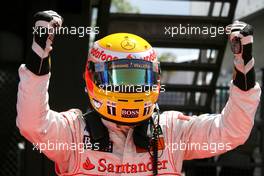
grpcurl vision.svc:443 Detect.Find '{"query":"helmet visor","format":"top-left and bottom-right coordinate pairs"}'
top-left (90, 59), bottom-right (160, 86)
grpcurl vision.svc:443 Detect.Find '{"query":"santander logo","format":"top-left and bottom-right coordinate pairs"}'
top-left (83, 157), bottom-right (95, 170)
top-left (82, 157), bottom-right (168, 173)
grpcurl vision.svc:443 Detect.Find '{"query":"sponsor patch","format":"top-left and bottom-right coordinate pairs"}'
top-left (121, 109), bottom-right (139, 118)
top-left (143, 102), bottom-right (152, 116)
top-left (90, 47), bottom-right (118, 61)
top-left (82, 157), bottom-right (169, 173)
top-left (83, 157), bottom-right (95, 170)
top-left (92, 98), bottom-right (102, 109)
top-left (107, 101), bottom-right (116, 116)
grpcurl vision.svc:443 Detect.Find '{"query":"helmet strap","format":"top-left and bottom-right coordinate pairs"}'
top-left (150, 103), bottom-right (161, 176)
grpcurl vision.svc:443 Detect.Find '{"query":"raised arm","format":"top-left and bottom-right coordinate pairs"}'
top-left (183, 21), bottom-right (261, 160)
top-left (16, 11), bottom-right (79, 164)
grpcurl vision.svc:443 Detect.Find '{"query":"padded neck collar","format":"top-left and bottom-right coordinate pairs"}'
top-left (84, 110), bottom-right (151, 150)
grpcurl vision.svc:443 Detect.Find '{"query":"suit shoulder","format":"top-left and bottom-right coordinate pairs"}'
top-left (161, 111), bottom-right (192, 121)
top-left (158, 111), bottom-right (192, 129)
top-left (60, 108), bottom-right (85, 126)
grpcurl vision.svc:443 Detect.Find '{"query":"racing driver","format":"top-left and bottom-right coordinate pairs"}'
top-left (16, 11), bottom-right (261, 176)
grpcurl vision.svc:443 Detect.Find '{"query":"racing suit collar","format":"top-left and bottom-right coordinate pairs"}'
top-left (101, 118), bottom-right (132, 136)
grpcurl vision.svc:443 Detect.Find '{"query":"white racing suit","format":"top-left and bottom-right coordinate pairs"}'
top-left (17, 64), bottom-right (261, 176)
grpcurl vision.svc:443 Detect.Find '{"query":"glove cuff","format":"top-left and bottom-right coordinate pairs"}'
top-left (234, 57), bottom-right (254, 74)
top-left (233, 66), bottom-right (255, 91)
top-left (25, 50), bottom-right (50, 75)
top-left (32, 37), bottom-right (52, 59)
top-left (242, 43), bottom-right (253, 64)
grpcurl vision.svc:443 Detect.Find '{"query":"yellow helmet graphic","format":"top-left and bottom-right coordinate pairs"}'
top-left (84, 33), bottom-right (160, 124)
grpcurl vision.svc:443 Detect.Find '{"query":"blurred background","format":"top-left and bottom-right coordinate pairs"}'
top-left (0, 0), bottom-right (263, 175)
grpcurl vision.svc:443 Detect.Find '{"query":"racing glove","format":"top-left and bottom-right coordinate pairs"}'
top-left (25, 10), bottom-right (63, 75)
top-left (228, 21), bottom-right (255, 91)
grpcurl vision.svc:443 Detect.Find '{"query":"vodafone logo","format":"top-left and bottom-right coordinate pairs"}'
top-left (126, 49), bottom-right (157, 62)
top-left (143, 49), bottom-right (157, 61)
top-left (90, 47), bottom-right (118, 61)
top-left (90, 46), bottom-right (157, 62)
